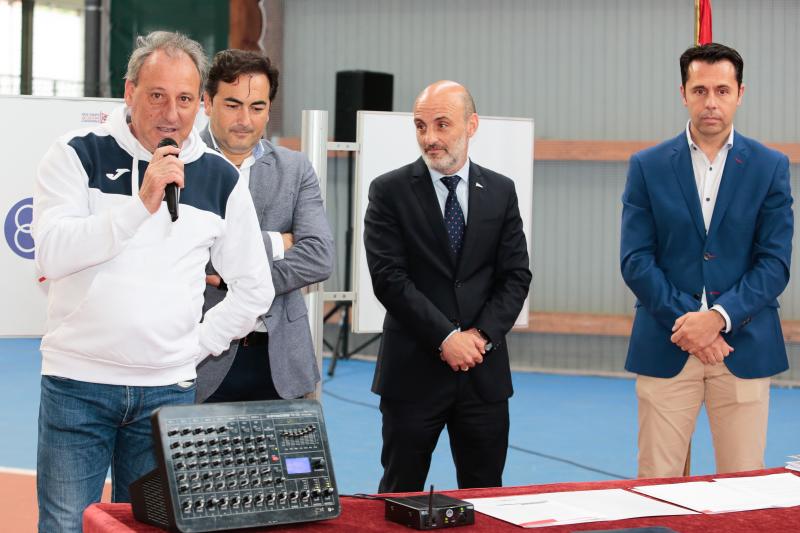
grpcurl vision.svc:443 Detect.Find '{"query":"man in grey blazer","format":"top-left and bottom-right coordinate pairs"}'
top-left (196, 49), bottom-right (334, 402)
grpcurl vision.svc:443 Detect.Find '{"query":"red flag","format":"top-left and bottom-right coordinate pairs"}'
top-left (695, 0), bottom-right (713, 45)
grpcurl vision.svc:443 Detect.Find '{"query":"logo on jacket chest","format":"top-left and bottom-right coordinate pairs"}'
top-left (105, 168), bottom-right (130, 181)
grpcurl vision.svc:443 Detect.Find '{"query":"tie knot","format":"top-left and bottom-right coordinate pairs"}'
top-left (441, 175), bottom-right (460, 192)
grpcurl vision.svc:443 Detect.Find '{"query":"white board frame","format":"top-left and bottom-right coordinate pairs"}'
top-left (352, 110), bottom-right (534, 334)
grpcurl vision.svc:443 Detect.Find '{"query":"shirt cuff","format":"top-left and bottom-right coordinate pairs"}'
top-left (711, 304), bottom-right (731, 333)
top-left (267, 231), bottom-right (285, 261)
top-left (439, 328), bottom-right (459, 351)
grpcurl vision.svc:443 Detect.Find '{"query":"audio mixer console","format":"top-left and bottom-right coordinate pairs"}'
top-left (130, 399), bottom-right (340, 532)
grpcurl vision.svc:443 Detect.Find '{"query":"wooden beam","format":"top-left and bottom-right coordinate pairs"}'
top-left (274, 138), bottom-right (800, 164)
top-left (533, 140), bottom-right (656, 162)
top-left (323, 304), bottom-right (800, 343)
top-left (229, 0), bottom-right (263, 51)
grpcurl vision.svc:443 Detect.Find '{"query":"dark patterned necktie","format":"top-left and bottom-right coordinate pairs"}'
top-left (441, 175), bottom-right (465, 256)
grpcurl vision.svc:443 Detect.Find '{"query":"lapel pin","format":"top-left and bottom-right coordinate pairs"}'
top-left (735, 157), bottom-right (743, 164)
top-left (475, 182), bottom-right (484, 189)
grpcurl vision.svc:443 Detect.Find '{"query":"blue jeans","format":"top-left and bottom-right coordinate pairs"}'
top-left (37, 375), bottom-right (195, 533)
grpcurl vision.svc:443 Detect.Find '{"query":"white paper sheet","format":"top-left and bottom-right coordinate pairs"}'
top-left (549, 489), bottom-right (698, 520)
top-left (632, 481), bottom-right (777, 514)
top-left (712, 472), bottom-right (800, 507)
top-left (466, 489), bottom-right (696, 528)
top-left (466, 494), bottom-right (598, 528)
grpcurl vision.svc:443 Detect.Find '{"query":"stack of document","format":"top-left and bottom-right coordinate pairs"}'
top-left (465, 489), bottom-right (696, 528)
top-left (632, 472), bottom-right (800, 514)
top-left (787, 454), bottom-right (800, 472)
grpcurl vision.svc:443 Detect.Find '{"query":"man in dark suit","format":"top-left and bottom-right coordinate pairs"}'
top-left (621, 43), bottom-right (793, 477)
top-left (364, 80), bottom-right (532, 492)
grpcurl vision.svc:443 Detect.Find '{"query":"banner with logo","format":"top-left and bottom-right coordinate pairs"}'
top-left (0, 96), bottom-right (212, 336)
top-left (0, 96), bottom-right (121, 336)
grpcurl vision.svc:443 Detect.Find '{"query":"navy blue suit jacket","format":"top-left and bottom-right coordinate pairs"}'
top-left (621, 131), bottom-right (793, 379)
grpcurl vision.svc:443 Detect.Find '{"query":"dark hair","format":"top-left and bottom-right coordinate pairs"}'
top-left (680, 43), bottom-right (743, 87)
top-left (205, 49), bottom-right (279, 101)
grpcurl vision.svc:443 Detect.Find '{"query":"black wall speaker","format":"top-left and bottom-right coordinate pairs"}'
top-left (335, 70), bottom-right (394, 142)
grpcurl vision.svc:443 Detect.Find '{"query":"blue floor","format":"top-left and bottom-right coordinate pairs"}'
top-left (1, 338), bottom-right (797, 495)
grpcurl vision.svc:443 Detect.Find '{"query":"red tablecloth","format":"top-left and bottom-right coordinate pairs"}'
top-left (84, 468), bottom-right (800, 532)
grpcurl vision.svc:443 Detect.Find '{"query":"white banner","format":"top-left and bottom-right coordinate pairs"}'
top-left (1, 95), bottom-right (123, 336)
top-left (1, 96), bottom-right (212, 336)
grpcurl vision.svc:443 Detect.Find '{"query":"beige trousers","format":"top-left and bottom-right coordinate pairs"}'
top-left (636, 355), bottom-right (770, 478)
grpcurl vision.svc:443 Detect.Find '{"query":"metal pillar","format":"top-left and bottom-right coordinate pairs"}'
top-left (20, 0), bottom-right (34, 95)
top-left (84, 0), bottom-right (102, 97)
top-left (301, 110), bottom-right (329, 399)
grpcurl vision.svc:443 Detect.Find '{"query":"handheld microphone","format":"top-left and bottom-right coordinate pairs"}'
top-left (157, 137), bottom-right (179, 222)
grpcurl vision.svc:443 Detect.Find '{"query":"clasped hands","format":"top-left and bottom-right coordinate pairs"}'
top-left (440, 328), bottom-right (487, 372)
top-left (671, 310), bottom-right (733, 365)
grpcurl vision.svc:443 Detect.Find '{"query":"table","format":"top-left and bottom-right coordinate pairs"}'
top-left (84, 468), bottom-right (800, 532)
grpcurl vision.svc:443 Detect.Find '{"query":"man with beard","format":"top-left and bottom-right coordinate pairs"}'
top-left (364, 80), bottom-right (531, 492)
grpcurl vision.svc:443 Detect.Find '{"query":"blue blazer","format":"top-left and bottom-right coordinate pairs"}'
top-left (620, 131), bottom-right (793, 379)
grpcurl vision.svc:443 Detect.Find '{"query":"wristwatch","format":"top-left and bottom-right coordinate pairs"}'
top-left (477, 329), bottom-right (493, 352)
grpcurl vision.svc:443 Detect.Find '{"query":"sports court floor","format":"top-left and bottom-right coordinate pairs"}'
top-left (0, 338), bottom-right (797, 531)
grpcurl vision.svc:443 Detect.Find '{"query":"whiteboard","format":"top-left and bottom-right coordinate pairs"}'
top-left (352, 111), bottom-right (534, 333)
top-left (0, 95), bottom-right (209, 336)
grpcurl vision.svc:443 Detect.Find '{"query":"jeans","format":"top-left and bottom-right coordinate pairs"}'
top-left (37, 375), bottom-right (195, 533)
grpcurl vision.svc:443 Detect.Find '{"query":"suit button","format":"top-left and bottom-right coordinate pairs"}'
top-left (451, 319), bottom-right (461, 328)
top-left (455, 280), bottom-right (463, 288)
top-left (692, 293), bottom-right (702, 300)
top-left (703, 252), bottom-right (714, 261)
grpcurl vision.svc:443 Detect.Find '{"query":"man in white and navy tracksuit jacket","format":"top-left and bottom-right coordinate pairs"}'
top-left (32, 31), bottom-right (274, 533)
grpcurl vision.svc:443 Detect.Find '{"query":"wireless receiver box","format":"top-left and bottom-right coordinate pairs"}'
top-left (385, 493), bottom-right (474, 530)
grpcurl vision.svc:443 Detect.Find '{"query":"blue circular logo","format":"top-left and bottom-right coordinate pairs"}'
top-left (4, 197), bottom-right (35, 260)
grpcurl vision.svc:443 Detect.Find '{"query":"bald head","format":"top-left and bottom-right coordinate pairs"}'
top-left (414, 80), bottom-right (476, 119)
top-left (413, 80), bottom-right (479, 175)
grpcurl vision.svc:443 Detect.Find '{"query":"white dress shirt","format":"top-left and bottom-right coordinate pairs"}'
top-left (208, 131), bottom-right (284, 261)
top-left (685, 121), bottom-right (733, 332)
top-left (428, 158), bottom-right (471, 219)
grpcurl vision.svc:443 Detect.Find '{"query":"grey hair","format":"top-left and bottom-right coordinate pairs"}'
top-left (125, 31), bottom-right (208, 94)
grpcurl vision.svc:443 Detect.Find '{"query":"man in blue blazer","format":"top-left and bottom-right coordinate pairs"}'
top-left (620, 43), bottom-right (793, 478)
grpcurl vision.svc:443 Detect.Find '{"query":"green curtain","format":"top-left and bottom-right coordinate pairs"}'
top-left (109, 0), bottom-right (229, 97)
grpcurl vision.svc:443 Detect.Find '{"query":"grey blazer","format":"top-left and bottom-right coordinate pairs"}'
top-left (196, 127), bottom-right (334, 401)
